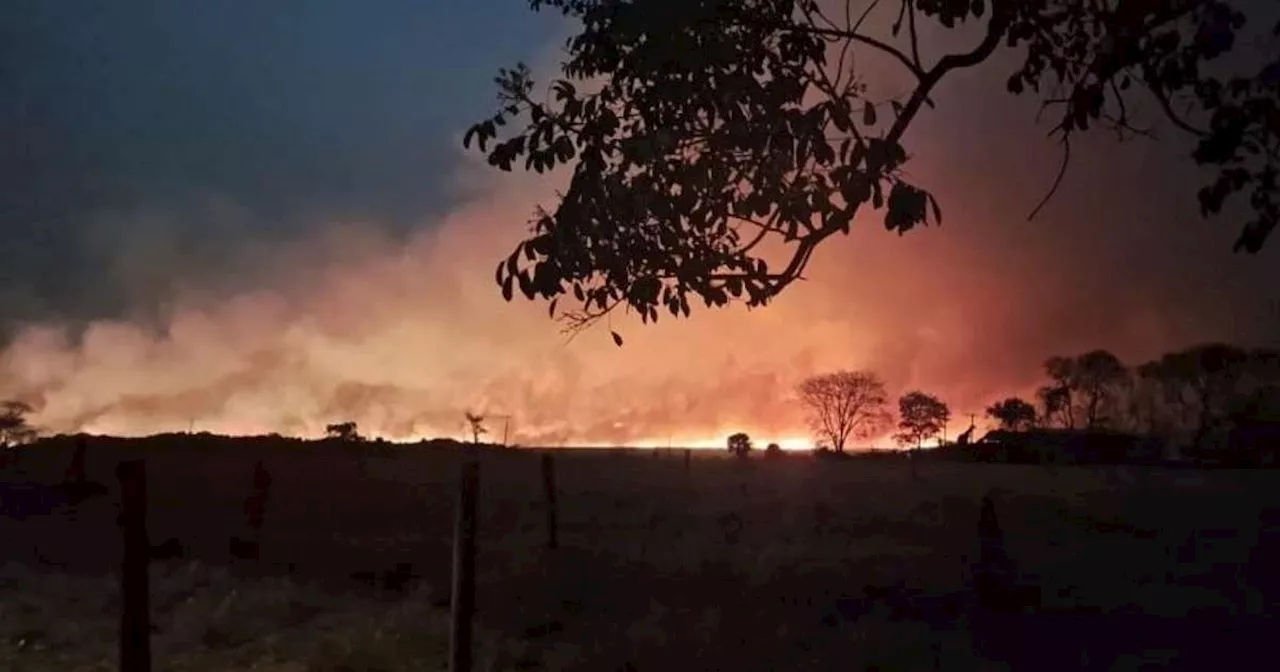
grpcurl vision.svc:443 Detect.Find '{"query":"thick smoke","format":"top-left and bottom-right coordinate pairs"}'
top-left (1, 11), bottom-right (1276, 447)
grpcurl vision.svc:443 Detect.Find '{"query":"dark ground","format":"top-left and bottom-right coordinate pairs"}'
top-left (3, 435), bottom-right (1279, 671)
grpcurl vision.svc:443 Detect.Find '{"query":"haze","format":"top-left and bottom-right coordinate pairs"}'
top-left (2, 1), bottom-right (1276, 446)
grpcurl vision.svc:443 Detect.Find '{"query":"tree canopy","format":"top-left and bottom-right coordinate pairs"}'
top-left (895, 390), bottom-right (951, 448)
top-left (727, 431), bottom-right (753, 457)
top-left (1038, 350), bottom-right (1131, 429)
top-left (0, 401), bottom-right (36, 448)
top-left (986, 396), bottom-right (1038, 431)
top-left (797, 369), bottom-right (890, 452)
top-left (467, 0), bottom-right (1280, 336)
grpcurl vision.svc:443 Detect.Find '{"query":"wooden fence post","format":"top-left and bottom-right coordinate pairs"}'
top-left (116, 459), bottom-right (151, 672)
top-left (449, 460), bottom-right (480, 672)
top-left (541, 453), bottom-right (558, 550)
top-left (974, 492), bottom-right (1014, 611)
top-left (66, 438), bottom-right (87, 484)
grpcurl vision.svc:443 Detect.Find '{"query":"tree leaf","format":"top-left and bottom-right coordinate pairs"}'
top-left (611, 331), bottom-right (624, 347)
top-left (863, 101), bottom-right (877, 126)
top-left (928, 193), bottom-right (943, 225)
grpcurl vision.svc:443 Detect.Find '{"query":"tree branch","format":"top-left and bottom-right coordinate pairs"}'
top-left (1149, 87), bottom-right (1208, 137)
top-left (786, 17), bottom-right (927, 81)
top-left (769, 1), bottom-right (1014, 295)
top-left (906, 1), bottom-right (923, 71)
top-left (1027, 134), bottom-right (1071, 221)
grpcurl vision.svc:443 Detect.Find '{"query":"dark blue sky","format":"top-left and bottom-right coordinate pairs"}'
top-left (1, 0), bottom-right (561, 324)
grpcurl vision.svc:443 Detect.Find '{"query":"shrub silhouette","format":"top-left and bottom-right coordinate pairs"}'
top-left (727, 432), bottom-right (752, 459)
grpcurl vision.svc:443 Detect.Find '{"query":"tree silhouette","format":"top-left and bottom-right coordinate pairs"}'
top-left (1139, 344), bottom-right (1280, 452)
top-left (465, 412), bottom-right (488, 444)
top-left (985, 397), bottom-right (1037, 432)
top-left (727, 432), bottom-right (753, 458)
top-left (1227, 383), bottom-right (1280, 463)
top-left (1040, 356), bottom-right (1078, 428)
top-left (1036, 383), bottom-right (1072, 429)
top-left (467, 0), bottom-right (1280, 335)
top-left (895, 390), bottom-right (951, 449)
top-left (1038, 350), bottom-right (1130, 429)
top-left (0, 401), bottom-right (36, 448)
top-left (325, 421), bottom-right (362, 442)
top-left (798, 370), bottom-right (890, 453)
top-left (1072, 350), bottom-right (1132, 429)
top-left (1139, 343), bottom-right (1249, 446)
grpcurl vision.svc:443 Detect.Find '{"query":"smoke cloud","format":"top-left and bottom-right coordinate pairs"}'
top-left (1, 4), bottom-right (1276, 447)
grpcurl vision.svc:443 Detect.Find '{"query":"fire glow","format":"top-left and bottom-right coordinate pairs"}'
top-left (0, 51), bottom-right (1250, 448)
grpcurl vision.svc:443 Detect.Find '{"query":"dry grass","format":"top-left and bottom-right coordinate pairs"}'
top-left (1, 560), bottom-right (457, 672)
top-left (3, 440), bottom-right (1279, 671)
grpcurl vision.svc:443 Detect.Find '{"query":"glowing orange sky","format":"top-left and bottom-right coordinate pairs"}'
top-left (0, 9), bottom-right (1275, 449)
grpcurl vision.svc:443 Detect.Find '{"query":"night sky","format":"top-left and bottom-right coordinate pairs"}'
top-left (1, 0), bottom-right (559, 322)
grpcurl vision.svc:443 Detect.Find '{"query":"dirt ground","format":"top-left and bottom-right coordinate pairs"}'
top-left (2, 436), bottom-right (1278, 671)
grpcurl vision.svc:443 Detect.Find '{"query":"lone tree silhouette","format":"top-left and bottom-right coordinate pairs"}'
top-left (466, 0), bottom-right (1280, 336)
top-left (895, 390), bottom-right (950, 450)
top-left (325, 421), bottom-right (362, 442)
top-left (727, 431), bottom-right (753, 458)
top-left (986, 397), bottom-right (1038, 432)
top-left (465, 412), bottom-right (488, 444)
top-left (798, 370), bottom-right (890, 453)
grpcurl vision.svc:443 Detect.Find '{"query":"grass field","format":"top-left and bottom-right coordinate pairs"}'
top-left (2, 436), bottom-right (1278, 671)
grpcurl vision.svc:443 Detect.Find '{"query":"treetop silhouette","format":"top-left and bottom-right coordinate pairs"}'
top-left (466, 0), bottom-right (1278, 336)
top-left (797, 369), bottom-right (891, 452)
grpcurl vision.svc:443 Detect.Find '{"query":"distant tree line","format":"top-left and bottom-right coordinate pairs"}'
top-left (983, 345), bottom-right (1279, 464)
top-left (727, 343), bottom-right (1280, 467)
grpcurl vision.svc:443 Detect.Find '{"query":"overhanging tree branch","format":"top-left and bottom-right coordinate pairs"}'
top-left (468, 0), bottom-right (1279, 340)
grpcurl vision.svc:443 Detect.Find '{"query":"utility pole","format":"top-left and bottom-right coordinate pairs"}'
top-left (483, 414), bottom-right (513, 447)
top-left (502, 417), bottom-right (510, 447)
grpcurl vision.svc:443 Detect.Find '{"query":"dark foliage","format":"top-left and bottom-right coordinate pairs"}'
top-left (1038, 350), bottom-right (1130, 430)
top-left (798, 369), bottom-right (890, 452)
top-left (895, 390), bottom-right (951, 448)
top-left (468, 0), bottom-right (1280, 335)
top-left (986, 397), bottom-right (1038, 432)
top-left (324, 421), bottom-right (362, 442)
top-left (0, 400), bottom-right (37, 448)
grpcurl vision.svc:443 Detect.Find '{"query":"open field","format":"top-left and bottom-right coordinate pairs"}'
top-left (2, 436), bottom-right (1279, 671)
